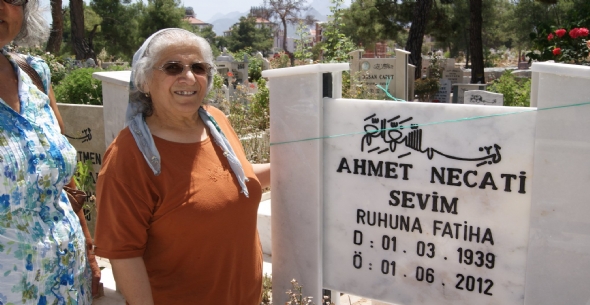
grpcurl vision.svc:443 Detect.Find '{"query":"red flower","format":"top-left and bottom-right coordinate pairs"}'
top-left (569, 28), bottom-right (580, 39)
top-left (552, 48), bottom-right (561, 56)
top-left (578, 27), bottom-right (589, 37)
top-left (227, 71), bottom-right (234, 77)
top-left (555, 28), bottom-right (566, 38)
top-left (547, 33), bottom-right (554, 41)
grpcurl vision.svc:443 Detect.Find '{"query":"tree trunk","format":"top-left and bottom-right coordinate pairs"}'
top-left (405, 0), bottom-right (433, 80)
top-left (281, 18), bottom-right (288, 52)
top-left (469, 0), bottom-right (485, 84)
top-left (46, 0), bottom-right (63, 54)
top-left (464, 29), bottom-right (470, 68)
top-left (70, 0), bottom-right (93, 60)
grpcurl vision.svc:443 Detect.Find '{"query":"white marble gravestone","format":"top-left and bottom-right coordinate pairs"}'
top-left (442, 68), bottom-right (463, 85)
top-left (263, 62), bottom-right (590, 305)
top-left (524, 62), bottom-right (590, 305)
top-left (349, 49), bottom-right (412, 101)
top-left (93, 71), bottom-right (131, 148)
top-left (463, 90), bottom-right (503, 106)
top-left (452, 84), bottom-right (487, 104)
top-left (432, 79), bottom-right (451, 103)
top-left (323, 100), bottom-right (535, 305)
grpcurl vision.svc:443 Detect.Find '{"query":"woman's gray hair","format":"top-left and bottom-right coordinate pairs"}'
top-left (13, 0), bottom-right (50, 47)
top-left (130, 29), bottom-right (217, 117)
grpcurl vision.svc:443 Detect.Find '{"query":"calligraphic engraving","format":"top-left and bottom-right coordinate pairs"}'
top-left (361, 114), bottom-right (501, 167)
top-left (470, 95), bottom-right (498, 105)
top-left (373, 63), bottom-right (395, 70)
top-left (65, 127), bottom-right (93, 143)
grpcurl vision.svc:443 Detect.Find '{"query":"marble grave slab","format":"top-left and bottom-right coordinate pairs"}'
top-left (322, 100), bottom-right (536, 305)
top-left (464, 90), bottom-right (504, 106)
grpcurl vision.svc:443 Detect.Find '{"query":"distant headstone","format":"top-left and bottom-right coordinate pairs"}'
top-left (464, 90), bottom-right (504, 106)
top-left (452, 83), bottom-right (487, 104)
top-left (215, 52), bottom-right (249, 96)
top-left (256, 52), bottom-right (270, 70)
top-left (432, 79), bottom-right (451, 103)
top-left (85, 58), bottom-right (96, 68)
top-left (349, 49), bottom-right (412, 101)
top-left (442, 68), bottom-right (463, 85)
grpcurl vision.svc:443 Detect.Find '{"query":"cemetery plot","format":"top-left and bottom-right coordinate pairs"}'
top-left (322, 100), bottom-right (535, 305)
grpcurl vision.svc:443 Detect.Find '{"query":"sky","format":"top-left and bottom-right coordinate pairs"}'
top-left (38, 0), bottom-right (350, 24)
top-left (38, 0), bottom-right (271, 23)
top-left (39, 0), bottom-right (314, 24)
top-left (181, 0), bottom-right (268, 22)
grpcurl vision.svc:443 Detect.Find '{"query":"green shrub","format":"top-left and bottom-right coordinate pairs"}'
top-left (487, 71), bottom-right (531, 107)
top-left (54, 68), bottom-right (103, 105)
top-left (414, 78), bottom-right (440, 102)
top-left (342, 70), bottom-right (384, 100)
top-left (248, 55), bottom-right (263, 82)
top-left (270, 52), bottom-right (291, 69)
top-left (250, 78), bottom-right (270, 131)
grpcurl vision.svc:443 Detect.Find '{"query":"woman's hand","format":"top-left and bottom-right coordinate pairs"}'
top-left (110, 257), bottom-right (155, 305)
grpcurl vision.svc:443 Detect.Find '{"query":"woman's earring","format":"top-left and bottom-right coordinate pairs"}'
top-left (145, 92), bottom-right (150, 98)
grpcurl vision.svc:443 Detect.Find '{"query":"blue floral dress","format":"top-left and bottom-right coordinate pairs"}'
top-left (0, 49), bottom-right (91, 305)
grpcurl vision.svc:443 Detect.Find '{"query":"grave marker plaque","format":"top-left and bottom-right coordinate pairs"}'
top-left (464, 90), bottom-right (504, 106)
top-left (322, 101), bottom-right (535, 304)
top-left (349, 49), bottom-right (411, 101)
top-left (452, 84), bottom-right (487, 104)
top-left (432, 79), bottom-right (451, 103)
top-left (442, 68), bottom-right (463, 85)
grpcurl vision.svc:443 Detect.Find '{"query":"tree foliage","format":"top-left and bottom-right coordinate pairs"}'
top-left (139, 0), bottom-right (189, 39)
top-left (267, 0), bottom-right (314, 52)
top-left (293, 21), bottom-right (313, 62)
top-left (90, 0), bottom-right (145, 60)
top-left (226, 16), bottom-right (273, 54)
top-left (341, 0), bottom-right (412, 51)
top-left (321, 0), bottom-right (356, 62)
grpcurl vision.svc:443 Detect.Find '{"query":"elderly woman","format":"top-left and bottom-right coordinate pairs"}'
top-left (0, 0), bottom-right (99, 303)
top-left (94, 28), bottom-right (270, 304)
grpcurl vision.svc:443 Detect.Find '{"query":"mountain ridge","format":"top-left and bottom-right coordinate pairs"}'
top-left (207, 0), bottom-right (336, 36)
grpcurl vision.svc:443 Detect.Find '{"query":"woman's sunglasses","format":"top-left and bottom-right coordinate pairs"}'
top-left (157, 62), bottom-right (212, 76)
top-left (3, 0), bottom-right (28, 6)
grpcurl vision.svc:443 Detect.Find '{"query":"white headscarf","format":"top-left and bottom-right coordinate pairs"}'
top-left (125, 28), bottom-right (249, 197)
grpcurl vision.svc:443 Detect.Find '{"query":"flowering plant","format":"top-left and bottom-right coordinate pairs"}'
top-left (529, 25), bottom-right (590, 65)
top-left (526, 23), bottom-right (590, 65)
